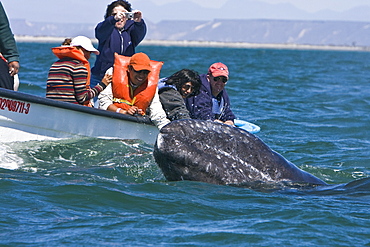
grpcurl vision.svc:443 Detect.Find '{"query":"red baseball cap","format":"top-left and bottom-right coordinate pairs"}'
top-left (129, 52), bottom-right (152, 72)
top-left (208, 62), bottom-right (229, 79)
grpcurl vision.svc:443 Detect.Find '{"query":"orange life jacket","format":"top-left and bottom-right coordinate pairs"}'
top-left (112, 53), bottom-right (163, 115)
top-left (51, 46), bottom-right (91, 106)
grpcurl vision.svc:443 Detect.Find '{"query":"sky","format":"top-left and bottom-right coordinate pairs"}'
top-left (168, 0), bottom-right (370, 12)
top-left (185, 0), bottom-right (370, 12)
top-left (2, 0), bottom-right (370, 24)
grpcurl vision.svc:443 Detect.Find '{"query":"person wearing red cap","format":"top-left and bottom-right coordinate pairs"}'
top-left (99, 52), bottom-right (170, 129)
top-left (185, 62), bottom-right (235, 126)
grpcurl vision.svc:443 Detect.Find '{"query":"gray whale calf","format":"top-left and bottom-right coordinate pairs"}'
top-left (153, 119), bottom-right (327, 187)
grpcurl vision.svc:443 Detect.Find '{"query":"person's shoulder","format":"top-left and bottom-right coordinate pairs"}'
top-left (159, 86), bottom-right (177, 96)
top-left (199, 73), bottom-right (207, 79)
top-left (57, 58), bottom-right (87, 69)
top-left (59, 57), bottom-right (81, 63)
top-left (69, 58), bottom-right (85, 66)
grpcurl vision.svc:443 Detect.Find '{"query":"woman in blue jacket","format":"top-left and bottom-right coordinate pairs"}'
top-left (91, 0), bottom-right (146, 87)
top-left (185, 62), bottom-right (235, 126)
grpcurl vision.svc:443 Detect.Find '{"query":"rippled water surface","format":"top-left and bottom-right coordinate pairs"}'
top-left (0, 43), bottom-right (369, 246)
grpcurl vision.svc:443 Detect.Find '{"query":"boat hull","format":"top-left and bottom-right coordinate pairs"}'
top-left (0, 88), bottom-right (159, 144)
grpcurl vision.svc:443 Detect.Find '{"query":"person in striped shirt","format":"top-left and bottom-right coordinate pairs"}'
top-left (46, 36), bottom-right (112, 105)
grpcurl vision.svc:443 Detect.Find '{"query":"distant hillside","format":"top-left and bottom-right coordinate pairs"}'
top-left (147, 19), bottom-right (370, 47)
top-left (10, 18), bottom-right (370, 47)
top-left (10, 19), bottom-right (96, 39)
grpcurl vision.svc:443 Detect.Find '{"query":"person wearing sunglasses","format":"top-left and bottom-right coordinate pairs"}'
top-left (91, 0), bottom-right (146, 89)
top-left (185, 62), bottom-right (235, 126)
top-left (98, 52), bottom-right (170, 129)
top-left (158, 69), bottom-right (202, 121)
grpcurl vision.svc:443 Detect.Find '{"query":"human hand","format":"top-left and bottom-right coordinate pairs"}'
top-left (132, 10), bottom-right (142, 22)
top-left (127, 106), bottom-right (138, 115)
top-left (224, 120), bottom-right (235, 127)
top-left (214, 119), bottom-right (235, 127)
top-left (136, 108), bottom-right (144, 115)
top-left (114, 11), bottom-right (125, 21)
top-left (101, 74), bottom-right (112, 86)
top-left (126, 106), bottom-right (144, 115)
top-left (8, 61), bottom-right (19, 76)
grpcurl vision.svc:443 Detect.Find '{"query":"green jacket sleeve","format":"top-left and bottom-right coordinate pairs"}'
top-left (159, 88), bottom-right (191, 121)
top-left (0, 3), bottom-right (19, 63)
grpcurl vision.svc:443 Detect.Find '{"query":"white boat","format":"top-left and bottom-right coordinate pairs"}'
top-left (0, 88), bottom-right (159, 144)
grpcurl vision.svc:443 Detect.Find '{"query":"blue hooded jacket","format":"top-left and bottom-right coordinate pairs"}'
top-left (91, 16), bottom-right (146, 80)
top-left (185, 74), bottom-right (235, 122)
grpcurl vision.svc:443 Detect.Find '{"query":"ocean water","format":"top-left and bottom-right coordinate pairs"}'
top-left (0, 42), bottom-right (369, 246)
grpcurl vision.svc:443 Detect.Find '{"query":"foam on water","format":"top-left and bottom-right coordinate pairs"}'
top-left (0, 144), bottom-right (23, 170)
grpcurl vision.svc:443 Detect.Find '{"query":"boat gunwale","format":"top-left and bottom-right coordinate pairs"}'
top-left (0, 88), bottom-right (155, 125)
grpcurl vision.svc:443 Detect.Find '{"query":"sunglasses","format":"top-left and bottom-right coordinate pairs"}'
top-left (131, 68), bottom-right (150, 75)
top-left (182, 84), bottom-right (194, 91)
top-left (213, 76), bottom-right (228, 83)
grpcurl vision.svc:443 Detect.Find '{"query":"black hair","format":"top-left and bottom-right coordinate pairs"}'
top-left (62, 38), bottom-right (72, 46)
top-left (166, 69), bottom-right (201, 97)
top-left (104, 0), bottom-right (132, 19)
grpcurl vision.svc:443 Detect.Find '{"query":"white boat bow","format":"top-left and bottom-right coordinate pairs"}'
top-left (0, 88), bottom-right (159, 144)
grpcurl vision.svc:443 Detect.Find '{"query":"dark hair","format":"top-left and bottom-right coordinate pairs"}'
top-left (104, 0), bottom-right (132, 19)
top-left (62, 38), bottom-right (72, 46)
top-left (166, 69), bottom-right (201, 97)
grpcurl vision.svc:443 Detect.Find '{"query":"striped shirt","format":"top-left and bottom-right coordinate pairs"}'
top-left (46, 57), bottom-right (106, 104)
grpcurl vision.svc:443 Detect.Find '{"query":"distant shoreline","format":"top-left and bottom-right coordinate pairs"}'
top-left (141, 40), bottom-right (370, 52)
top-left (14, 35), bottom-right (370, 52)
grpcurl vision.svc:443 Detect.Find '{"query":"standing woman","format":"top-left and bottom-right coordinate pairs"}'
top-left (91, 0), bottom-right (146, 87)
top-left (46, 36), bottom-right (112, 105)
top-left (158, 69), bottom-right (201, 121)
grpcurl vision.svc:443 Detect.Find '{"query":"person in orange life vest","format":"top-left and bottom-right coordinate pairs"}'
top-left (98, 52), bottom-right (170, 129)
top-left (46, 36), bottom-right (112, 105)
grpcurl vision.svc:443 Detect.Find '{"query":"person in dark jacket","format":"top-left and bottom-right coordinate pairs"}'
top-left (158, 69), bottom-right (201, 121)
top-left (0, 2), bottom-right (20, 90)
top-left (91, 0), bottom-right (146, 87)
top-left (185, 62), bottom-right (235, 126)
